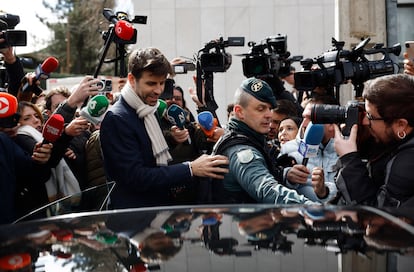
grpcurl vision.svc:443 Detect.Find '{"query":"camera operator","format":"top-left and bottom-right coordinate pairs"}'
top-left (333, 74), bottom-right (414, 208)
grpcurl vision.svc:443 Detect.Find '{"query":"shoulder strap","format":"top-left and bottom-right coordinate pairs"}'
top-left (377, 137), bottom-right (414, 207)
top-left (213, 131), bottom-right (278, 179)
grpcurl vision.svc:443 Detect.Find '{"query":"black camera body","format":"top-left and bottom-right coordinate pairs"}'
top-left (198, 36), bottom-right (244, 73)
top-left (173, 61), bottom-right (196, 74)
top-left (0, 13), bottom-right (27, 49)
top-left (0, 30), bottom-right (27, 48)
top-left (310, 100), bottom-right (363, 136)
top-left (241, 34), bottom-right (294, 78)
top-left (200, 52), bottom-right (232, 73)
top-left (295, 37), bottom-right (401, 96)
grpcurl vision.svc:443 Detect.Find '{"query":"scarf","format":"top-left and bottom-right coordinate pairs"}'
top-left (17, 125), bottom-right (81, 204)
top-left (121, 82), bottom-right (172, 166)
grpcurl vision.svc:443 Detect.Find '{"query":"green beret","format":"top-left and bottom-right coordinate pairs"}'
top-left (240, 77), bottom-right (277, 108)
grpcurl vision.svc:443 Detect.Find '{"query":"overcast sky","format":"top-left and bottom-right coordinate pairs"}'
top-left (1, 0), bottom-right (133, 54)
top-left (1, 0), bottom-right (53, 54)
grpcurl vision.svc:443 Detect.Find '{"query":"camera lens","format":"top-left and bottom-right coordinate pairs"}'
top-left (311, 104), bottom-right (346, 124)
top-left (96, 81), bottom-right (105, 91)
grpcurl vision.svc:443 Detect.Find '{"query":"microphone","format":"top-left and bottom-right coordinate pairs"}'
top-left (298, 122), bottom-right (324, 166)
top-left (0, 92), bottom-right (18, 118)
top-left (0, 92), bottom-right (19, 128)
top-left (197, 111), bottom-right (218, 138)
top-left (102, 8), bottom-right (136, 42)
top-left (79, 94), bottom-right (109, 125)
top-left (115, 20), bottom-right (135, 41)
top-left (21, 56), bottom-right (59, 95)
top-left (42, 113), bottom-right (65, 143)
top-left (157, 99), bottom-right (168, 118)
top-left (166, 104), bottom-right (187, 130)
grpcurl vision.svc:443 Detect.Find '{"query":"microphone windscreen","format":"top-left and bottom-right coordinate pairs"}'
top-left (80, 107), bottom-right (102, 126)
top-left (198, 111), bottom-right (214, 130)
top-left (42, 114), bottom-right (65, 143)
top-left (303, 122), bottom-right (324, 145)
top-left (40, 57), bottom-right (59, 74)
top-left (115, 20), bottom-right (135, 41)
top-left (0, 92), bottom-right (18, 118)
top-left (166, 104), bottom-right (186, 129)
top-left (280, 139), bottom-right (304, 164)
top-left (87, 95), bottom-right (109, 117)
top-left (157, 99), bottom-right (167, 118)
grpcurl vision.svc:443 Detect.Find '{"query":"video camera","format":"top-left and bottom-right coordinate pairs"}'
top-left (239, 34), bottom-right (300, 78)
top-left (197, 36), bottom-right (245, 73)
top-left (194, 36), bottom-right (244, 117)
top-left (0, 13), bottom-right (27, 49)
top-left (294, 37), bottom-right (401, 97)
top-left (101, 9), bottom-right (147, 45)
top-left (173, 60), bottom-right (196, 74)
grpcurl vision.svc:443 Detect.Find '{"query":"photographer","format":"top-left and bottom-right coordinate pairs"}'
top-left (333, 74), bottom-right (414, 208)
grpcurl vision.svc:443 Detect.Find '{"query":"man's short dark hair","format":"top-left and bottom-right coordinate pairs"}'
top-left (273, 99), bottom-right (299, 116)
top-left (128, 47), bottom-right (173, 80)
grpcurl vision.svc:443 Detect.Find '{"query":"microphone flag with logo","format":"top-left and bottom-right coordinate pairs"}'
top-left (166, 104), bottom-right (187, 129)
top-left (42, 113), bottom-right (65, 143)
top-left (197, 111), bottom-right (218, 138)
top-left (298, 122), bottom-right (324, 166)
top-left (21, 56), bottom-right (59, 95)
top-left (79, 95), bottom-right (109, 125)
top-left (0, 92), bottom-right (19, 128)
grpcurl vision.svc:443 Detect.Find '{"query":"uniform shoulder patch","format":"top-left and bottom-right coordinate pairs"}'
top-left (236, 149), bottom-right (254, 163)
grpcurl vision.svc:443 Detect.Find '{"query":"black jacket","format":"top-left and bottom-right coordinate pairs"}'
top-left (335, 134), bottom-right (414, 208)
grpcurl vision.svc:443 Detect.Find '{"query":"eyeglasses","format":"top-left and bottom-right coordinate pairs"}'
top-left (365, 111), bottom-right (384, 126)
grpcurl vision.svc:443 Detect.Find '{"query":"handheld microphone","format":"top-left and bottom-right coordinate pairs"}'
top-left (157, 99), bottom-right (168, 118)
top-left (0, 92), bottom-right (19, 128)
top-left (79, 95), bottom-right (109, 125)
top-left (166, 104), bottom-right (187, 130)
top-left (42, 113), bottom-right (65, 143)
top-left (197, 111), bottom-right (218, 138)
top-left (0, 92), bottom-right (18, 118)
top-left (298, 122), bottom-right (324, 166)
top-left (21, 56), bottom-right (59, 95)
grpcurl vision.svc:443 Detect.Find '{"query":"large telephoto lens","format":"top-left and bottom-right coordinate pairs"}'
top-left (310, 104), bottom-right (346, 124)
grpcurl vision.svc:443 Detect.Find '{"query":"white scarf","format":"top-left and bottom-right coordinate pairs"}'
top-left (17, 125), bottom-right (81, 204)
top-left (121, 82), bottom-right (172, 166)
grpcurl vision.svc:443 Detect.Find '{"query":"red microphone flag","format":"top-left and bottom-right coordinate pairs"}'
top-left (115, 20), bottom-right (135, 41)
top-left (0, 93), bottom-right (18, 118)
top-left (42, 114), bottom-right (65, 143)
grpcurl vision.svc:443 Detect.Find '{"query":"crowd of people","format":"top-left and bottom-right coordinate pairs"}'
top-left (1, 34), bottom-right (414, 225)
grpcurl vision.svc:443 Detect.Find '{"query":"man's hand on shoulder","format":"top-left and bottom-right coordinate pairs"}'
top-left (190, 154), bottom-right (229, 179)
